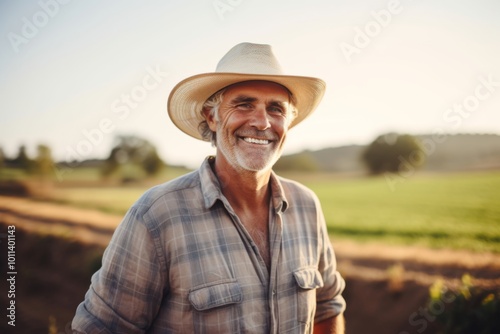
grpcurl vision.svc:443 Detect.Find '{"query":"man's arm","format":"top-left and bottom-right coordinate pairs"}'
top-left (72, 207), bottom-right (166, 333)
top-left (313, 314), bottom-right (345, 334)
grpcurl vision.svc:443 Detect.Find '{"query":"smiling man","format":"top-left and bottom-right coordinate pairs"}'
top-left (73, 43), bottom-right (346, 334)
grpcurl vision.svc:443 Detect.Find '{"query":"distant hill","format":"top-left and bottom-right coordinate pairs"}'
top-left (418, 133), bottom-right (500, 171)
top-left (277, 133), bottom-right (500, 173)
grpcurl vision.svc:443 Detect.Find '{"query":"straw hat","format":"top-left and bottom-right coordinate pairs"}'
top-left (167, 42), bottom-right (326, 141)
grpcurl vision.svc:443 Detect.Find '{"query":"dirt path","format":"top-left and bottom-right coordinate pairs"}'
top-left (0, 195), bottom-right (120, 247)
top-left (335, 240), bottom-right (500, 290)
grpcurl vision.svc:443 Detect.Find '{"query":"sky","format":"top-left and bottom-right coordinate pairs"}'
top-left (1, 0), bottom-right (499, 169)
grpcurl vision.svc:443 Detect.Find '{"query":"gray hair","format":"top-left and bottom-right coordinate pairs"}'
top-left (199, 89), bottom-right (226, 146)
top-left (198, 84), bottom-right (298, 147)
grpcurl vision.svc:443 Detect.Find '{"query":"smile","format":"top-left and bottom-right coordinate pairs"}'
top-left (242, 137), bottom-right (270, 145)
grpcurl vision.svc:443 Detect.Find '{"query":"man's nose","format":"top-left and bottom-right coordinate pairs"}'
top-left (249, 106), bottom-right (271, 130)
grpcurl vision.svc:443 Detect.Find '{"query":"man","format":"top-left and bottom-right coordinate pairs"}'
top-left (73, 42), bottom-right (346, 333)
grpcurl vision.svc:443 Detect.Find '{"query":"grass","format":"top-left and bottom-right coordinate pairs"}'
top-left (47, 166), bottom-right (190, 214)
top-left (303, 171), bottom-right (500, 253)
top-left (40, 170), bottom-right (500, 253)
top-left (49, 186), bottom-right (147, 214)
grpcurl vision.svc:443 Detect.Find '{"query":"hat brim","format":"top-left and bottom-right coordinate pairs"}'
top-left (167, 72), bottom-right (326, 141)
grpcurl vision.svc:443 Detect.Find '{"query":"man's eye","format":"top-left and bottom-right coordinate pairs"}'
top-left (269, 106), bottom-right (284, 114)
top-left (236, 103), bottom-right (252, 109)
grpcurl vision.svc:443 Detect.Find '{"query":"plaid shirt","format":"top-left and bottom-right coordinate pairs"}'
top-left (73, 157), bottom-right (346, 333)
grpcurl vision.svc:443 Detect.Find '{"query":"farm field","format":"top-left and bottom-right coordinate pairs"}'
top-left (306, 171), bottom-right (500, 253)
top-left (48, 170), bottom-right (500, 253)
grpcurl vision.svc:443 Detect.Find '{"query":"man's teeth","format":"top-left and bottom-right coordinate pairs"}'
top-left (243, 137), bottom-right (270, 145)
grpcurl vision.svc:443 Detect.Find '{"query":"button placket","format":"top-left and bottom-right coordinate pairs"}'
top-left (268, 210), bottom-right (283, 333)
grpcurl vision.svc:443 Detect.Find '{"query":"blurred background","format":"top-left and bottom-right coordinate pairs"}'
top-left (1, 0), bottom-right (499, 333)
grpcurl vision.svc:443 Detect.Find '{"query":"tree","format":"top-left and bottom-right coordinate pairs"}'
top-left (34, 144), bottom-right (54, 179)
top-left (141, 148), bottom-right (164, 176)
top-left (101, 146), bottom-right (122, 178)
top-left (102, 135), bottom-right (165, 181)
top-left (0, 147), bottom-right (5, 170)
top-left (362, 133), bottom-right (425, 175)
top-left (12, 145), bottom-right (34, 172)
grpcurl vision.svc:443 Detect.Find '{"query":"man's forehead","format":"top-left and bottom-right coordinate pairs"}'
top-left (224, 80), bottom-right (291, 96)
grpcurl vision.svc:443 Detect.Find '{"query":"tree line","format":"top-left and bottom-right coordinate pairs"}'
top-left (0, 135), bottom-right (165, 182)
top-left (1, 133), bottom-right (424, 179)
top-left (0, 144), bottom-right (54, 178)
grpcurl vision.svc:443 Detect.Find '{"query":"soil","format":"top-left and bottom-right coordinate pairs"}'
top-left (0, 195), bottom-right (499, 334)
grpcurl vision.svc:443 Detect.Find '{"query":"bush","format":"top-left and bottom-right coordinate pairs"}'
top-left (430, 274), bottom-right (500, 334)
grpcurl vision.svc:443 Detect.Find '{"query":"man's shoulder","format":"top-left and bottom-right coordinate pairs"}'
top-left (275, 174), bottom-right (318, 202)
top-left (133, 169), bottom-right (201, 211)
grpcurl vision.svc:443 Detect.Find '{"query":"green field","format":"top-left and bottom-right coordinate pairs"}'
top-left (49, 170), bottom-right (500, 253)
top-left (304, 171), bottom-right (500, 253)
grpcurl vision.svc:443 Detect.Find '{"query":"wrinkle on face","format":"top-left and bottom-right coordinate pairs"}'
top-left (209, 81), bottom-right (293, 172)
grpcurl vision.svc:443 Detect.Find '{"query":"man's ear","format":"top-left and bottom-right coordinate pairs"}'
top-left (203, 108), bottom-right (218, 132)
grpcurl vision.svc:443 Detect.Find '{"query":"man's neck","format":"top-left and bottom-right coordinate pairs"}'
top-left (212, 156), bottom-right (272, 213)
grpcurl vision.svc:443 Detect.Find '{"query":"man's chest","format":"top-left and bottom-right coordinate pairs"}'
top-left (164, 209), bottom-right (321, 292)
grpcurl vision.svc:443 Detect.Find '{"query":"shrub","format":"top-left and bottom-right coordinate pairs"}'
top-left (430, 274), bottom-right (500, 334)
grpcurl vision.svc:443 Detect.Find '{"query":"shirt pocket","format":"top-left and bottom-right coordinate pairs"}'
top-left (189, 279), bottom-right (242, 310)
top-left (293, 267), bottom-right (324, 328)
top-left (188, 279), bottom-right (243, 333)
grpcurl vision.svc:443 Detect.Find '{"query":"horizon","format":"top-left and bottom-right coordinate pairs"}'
top-left (4, 131), bottom-right (499, 169)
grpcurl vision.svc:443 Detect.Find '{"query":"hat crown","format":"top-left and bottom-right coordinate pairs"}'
top-left (216, 42), bottom-right (284, 75)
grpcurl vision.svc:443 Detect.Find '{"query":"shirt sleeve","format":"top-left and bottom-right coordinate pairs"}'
top-left (314, 197), bottom-right (347, 323)
top-left (72, 206), bottom-right (167, 333)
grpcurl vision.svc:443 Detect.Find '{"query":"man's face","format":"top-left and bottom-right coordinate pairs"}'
top-left (206, 80), bottom-right (294, 172)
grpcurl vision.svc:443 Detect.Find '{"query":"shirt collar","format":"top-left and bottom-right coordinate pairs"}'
top-left (269, 170), bottom-right (289, 213)
top-left (198, 156), bottom-right (288, 213)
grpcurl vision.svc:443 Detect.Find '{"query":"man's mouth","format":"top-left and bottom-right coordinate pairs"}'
top-left (242, 137), bottom-right (271, 145)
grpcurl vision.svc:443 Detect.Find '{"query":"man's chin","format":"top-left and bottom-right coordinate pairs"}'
top-left (234, 154), bottom-right (279, 173)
